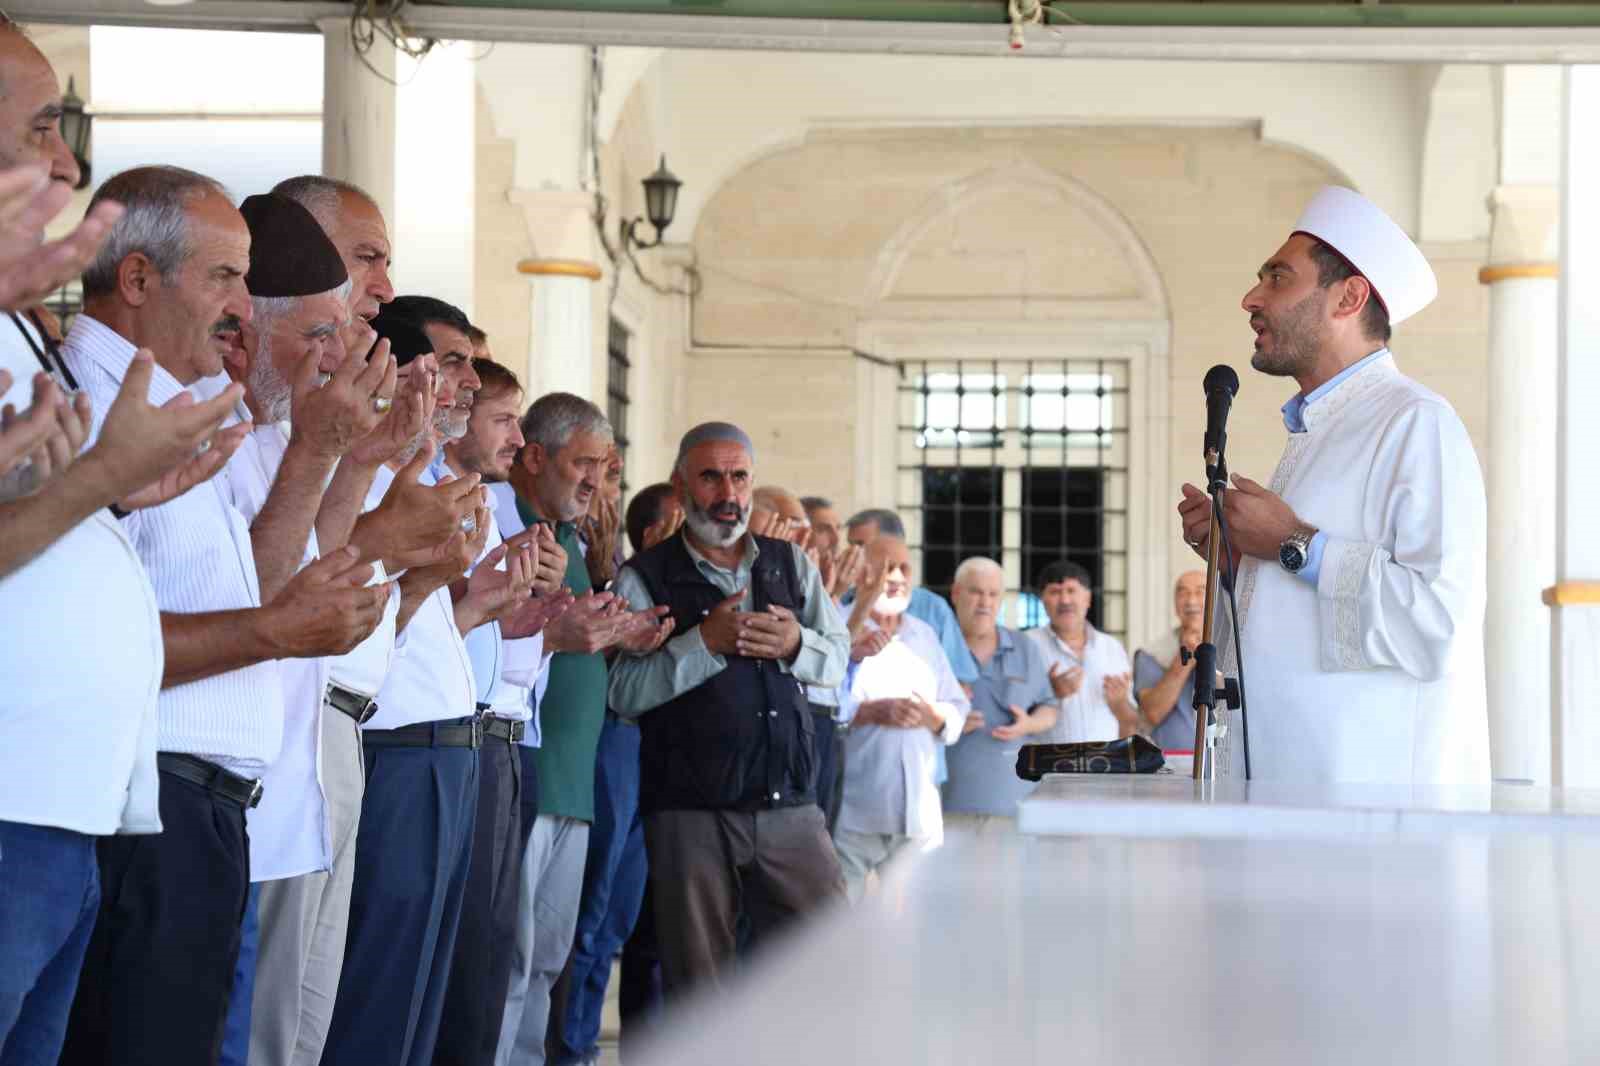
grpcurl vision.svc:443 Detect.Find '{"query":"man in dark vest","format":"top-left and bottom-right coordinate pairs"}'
top-left (609, 421), bottom-right (849, 995)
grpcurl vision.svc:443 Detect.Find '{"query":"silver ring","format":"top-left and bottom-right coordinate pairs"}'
top-left (372, 396), bottom-right (393, 415)
top-left (459, 513), bottom-right (477, 534)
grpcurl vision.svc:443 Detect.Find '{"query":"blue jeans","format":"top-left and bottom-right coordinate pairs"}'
top-left (218, 882), bottom-right (261, 1066)
top-left (553, 718), bottom-right (647, 1065)
top-left (0, 821), bottom-right (100, 1066)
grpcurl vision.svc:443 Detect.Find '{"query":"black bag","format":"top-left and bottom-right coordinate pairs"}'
top-left (1015, 735), bottom-right (1165, 781)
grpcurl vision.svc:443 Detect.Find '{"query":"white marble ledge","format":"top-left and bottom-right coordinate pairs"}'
top-left (1017, 771), bottom-right (1600, 840)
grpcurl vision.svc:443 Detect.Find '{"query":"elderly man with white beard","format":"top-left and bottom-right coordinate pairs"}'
top-left (832, 535), bottom-right (969, 901)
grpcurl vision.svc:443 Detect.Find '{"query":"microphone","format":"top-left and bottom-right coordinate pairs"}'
top-left (1202, 364), bottom-right (1240, 467)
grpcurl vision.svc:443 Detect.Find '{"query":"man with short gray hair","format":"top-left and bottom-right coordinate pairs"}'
top-left (609, 421), bottom-right (849, 996)
top-left (496, 392), bottom-right (670, 1066)
top-left (272, 174), bottom-right (395, 356)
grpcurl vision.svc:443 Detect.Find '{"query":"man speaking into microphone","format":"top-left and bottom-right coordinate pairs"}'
top-left (1177, 186), bottom-right (1489, 787)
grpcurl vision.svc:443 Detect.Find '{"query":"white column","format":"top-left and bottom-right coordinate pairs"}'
top-left (1480, 186), bottom-right (1558, 784)
top-left (520, 259), bottom-right (602, 401)
top-left (318, 18), bottom-right (395, 227)
top-left (395, 44), bottom-right (476, 315)
top-left (1550, 66), bottom-right (1600, 788)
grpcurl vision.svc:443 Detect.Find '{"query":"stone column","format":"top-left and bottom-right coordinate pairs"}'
top-left (318, 18), bottom-right (396, 227)
top-left (514, 189), bottom-right (605, 401)
top-left (1479, 185), bottom-right (1558, 784)
top-left (1550, 66), bottom-right (1600, 789)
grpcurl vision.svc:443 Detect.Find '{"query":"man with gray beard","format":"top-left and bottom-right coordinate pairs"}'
top-left (384, 294), bottom-right (479, 444)
top-left (609, 421), bottom-right (848, 998)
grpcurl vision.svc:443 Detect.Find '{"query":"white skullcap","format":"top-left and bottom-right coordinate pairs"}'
top-left (1292, 186), bottom-right (1437, 326)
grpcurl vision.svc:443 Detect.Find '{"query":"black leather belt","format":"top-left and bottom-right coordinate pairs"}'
top-left (362, 716), bottom-right (481, 749)
top-left (326, 682), bottom-right (378, 724)
top-left (157, 752), bottom-right (263, 809)
top-left (481, 716), bottom-right (526, 743)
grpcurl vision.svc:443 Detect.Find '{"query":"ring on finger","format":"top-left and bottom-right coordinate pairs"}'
top-left (459, 513), bottom-right (478, 534)
top-left (372, 395), bottom-right (393, 415)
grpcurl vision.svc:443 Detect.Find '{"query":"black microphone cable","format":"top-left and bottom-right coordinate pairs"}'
top-left (1211, 500), bottom-right (1251, 781)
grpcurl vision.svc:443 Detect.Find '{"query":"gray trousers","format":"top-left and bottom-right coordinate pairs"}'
top-left (248, 708), bottom-right (365, 1066)
top-left (494, 814), bottom-right (589, 1066)
top-left (831, 829), bottom-right (916, 904)
top-left (645, 805), bottom-right (845, 998)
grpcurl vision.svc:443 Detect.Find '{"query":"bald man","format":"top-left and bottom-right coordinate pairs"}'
top-left (1133, 571), bottom-right (1208, 750)
top-left (832, 536), bottom-right (969, 900)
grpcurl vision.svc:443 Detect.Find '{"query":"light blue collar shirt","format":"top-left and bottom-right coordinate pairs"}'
top-left (1275, 347), bottom-right (1390, 584)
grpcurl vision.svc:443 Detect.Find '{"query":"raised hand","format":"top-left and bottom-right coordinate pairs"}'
top-left (544, 590), bottom-right (628, 654)
top-left (454, 536), bottom-right (536, 632)
top-left (357, 441), bottom-right (482, 571)
top-left (1048, 662), bottom-right (1084, 700)
top-left (502, 585), bottom-right (576, 640)
top-left (830, 544), bottom-right (864, 600)
top-left (262, 546), bottom-right (389, 657)
top-left (641, 506), bottom-right (684, 551)
top-left (581, 493), bottom-right (622, 586)
top-left (848, 627), bottom-right (890, 663)
top-left (990, 704), bottom-right (1037, 742)
top-left (697, 588), bottom-right (746, 657)
top-left (1221, 474), bottom-right (1308, 562)
top-left (531, 522), bottom-right (568, 595)
top-left (0, 165), bottom-right (124, 312)
top-left (288, 338), bottom-right (393, 459)
top-left (1103, 672), bottom-right (1132, 706)
top-left (83, 349), bottom-right (247, 510)
top-left (349, 339), bottom-right (428, 468)
top-left (962, 709), bottom-right (986, 735)
top-left (735, 602), bottom-right (802, 661)
top-left (618, 606), bottom-right (675, 655)
top-left (0, 372), bottom-right (89, 497)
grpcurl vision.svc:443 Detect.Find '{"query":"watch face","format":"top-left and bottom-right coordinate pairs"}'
top-left (1279, 542), bottom-right (1306, 572)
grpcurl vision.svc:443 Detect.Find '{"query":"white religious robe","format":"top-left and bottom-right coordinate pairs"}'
top-left (1221, 352), bottom-right (1490, 786)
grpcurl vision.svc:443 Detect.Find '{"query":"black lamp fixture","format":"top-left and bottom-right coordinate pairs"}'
top-left (60, 76), bottom-right (92, 191)
top-left (620, 155), bottom-right (682, 252)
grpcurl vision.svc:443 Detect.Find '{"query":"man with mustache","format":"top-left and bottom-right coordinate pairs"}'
top-left (944, 556), bottom-right (1058, 815)
top-left (496, 392), bottom-right (667, 1066)
top-left (57, 166), bottom-right (389, 1066)
top-left (272, 174), bottom-right (395, 357)
top-left (608, 421), bottom-right (849, 993)
top-left (1132, 571), bottom-right (1209, 751)
top-left (1024, 561), bottom-right (1138, 743)
top-left (831, 535), bottom-right (970, 900)
top-left (321, 305), bottom-right (501, 1066)
top-left (1177, 186), bottom-right (1488, 786)
top-left (384, 295), bottom-right (480, 444)
top-left (436, 357), bottom-right (572, 1066)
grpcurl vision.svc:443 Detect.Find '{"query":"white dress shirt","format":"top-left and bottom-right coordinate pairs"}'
top-left (836, 612), bottom-right (967, 842)
top-left (205, 391), bottom-right (400, 881)
top-left (364, 461), bottom-right (476, 730)
top-left (0, 314), bottom-right (164, 836)
top-left (1025, 624), bottom-right (1132, 744)
top-left (488, 481), bottom-right (553, 740)
top-left (64, 315), bottom-right (282, 777)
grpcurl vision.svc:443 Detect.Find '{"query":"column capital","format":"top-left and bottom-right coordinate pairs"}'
top-left (509, 187), bottom-right (598, 265)
top-left (1485, 183), bottom-right (1559, 269)
top-left (517, 259), bottom-right (602, 281)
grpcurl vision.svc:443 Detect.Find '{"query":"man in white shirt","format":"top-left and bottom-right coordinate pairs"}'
top-left (323, 297), bottom-right (503, 1066)
top-left (0, 28), bottom-right (249, 1064)
top-left (56, 166), bottom-right (389, 1066)
top-left (437, 356), bottom-right (571, 1066)
top-left (1024, 561), bottom-right (1139, 743)
top-left (1177, 186), bottom-right (1489, 786)
top-left (833, 535), bottom-right (969, 901)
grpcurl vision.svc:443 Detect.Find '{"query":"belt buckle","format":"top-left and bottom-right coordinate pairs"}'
top-left (246, 779), bottom-right (264, 809)
top-left (356, 697), bottom-right (378, 724)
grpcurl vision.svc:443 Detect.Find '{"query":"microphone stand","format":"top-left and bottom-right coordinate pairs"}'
top-left (1189, 444), bottom-right (1244, 782)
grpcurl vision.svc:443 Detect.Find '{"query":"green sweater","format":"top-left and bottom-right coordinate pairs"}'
top-left (518, 495), bottom-right (607, 823)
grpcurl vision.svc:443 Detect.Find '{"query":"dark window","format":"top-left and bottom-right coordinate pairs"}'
top-left (606, 316), bottom-right (631, 491)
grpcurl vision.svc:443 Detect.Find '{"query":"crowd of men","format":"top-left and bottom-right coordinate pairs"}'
top-left (0, 22), bottom-right (1214, 1066)
top-left (2, 9), bottom-right (1498, 1066)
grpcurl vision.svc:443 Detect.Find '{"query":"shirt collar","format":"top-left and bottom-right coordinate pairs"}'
top-left (994, 625), bottom-right (1016, 654)
top-left (67, 313), bottom-right (189, 408)
top-left (681, 532), bottom-right (760, 576)
top-left (1280, 347), bottom-right (1390, 434)
top-left (1046, 623), bottom-right (1097, 655)
top-left (514, 490), bottom-right (575, 539)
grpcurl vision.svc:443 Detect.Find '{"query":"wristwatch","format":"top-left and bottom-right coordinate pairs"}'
top-left (1279, 527), bottom-right (1317, 574)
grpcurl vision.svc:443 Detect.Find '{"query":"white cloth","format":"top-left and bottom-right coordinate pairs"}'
top-left (212, 409), bottom-right (399, 882)
top-left (64, 315), bottom-right (282, 777)
top-left (1024, 624), bottom-right (1132, 744)
top-left (1293, 186), bottom-right (1436, 325)
top-left (487, 482), bottom-right (553, 739)
top-left (364, 462), bottom-right (476, 730)
top-left (1221, 352), bottom-right (1489, 786)
top-left (0, 314), bottom-right (163, 835)
top-left (836, 613), bottom-right (967, 842)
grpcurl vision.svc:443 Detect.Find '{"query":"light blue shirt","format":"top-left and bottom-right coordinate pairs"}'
top-left (1276, 348), bottom-right (1390, 586)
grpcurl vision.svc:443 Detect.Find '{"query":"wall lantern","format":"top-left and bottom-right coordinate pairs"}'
top-left (60, 76), bottom-right (92, 191)
top-left (620, 156), bottom-right (682, 252)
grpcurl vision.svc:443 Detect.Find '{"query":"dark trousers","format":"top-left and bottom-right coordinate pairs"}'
top-left (809, 706), bottom-right (843, 829)
top-left (60, 769), bottom-right (251, 1066)
top-left (617, 880), bottom-right (663, 1064)
top-left (0, 821), bottom-right (99, 1066)
top-left (554, 718), bottom-right (648, 1065)
top-left (517, 744), bottom-right (541, 852)
top-left (643, 805), bottom-right (844, 998)
top-left (322, 736), bottom-right (479, 1066)
top-left (434, 735), bottom-right (522, 1066)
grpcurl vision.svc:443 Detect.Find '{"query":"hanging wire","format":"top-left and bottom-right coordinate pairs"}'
top-left (348, 0), bottom-right (438, 86)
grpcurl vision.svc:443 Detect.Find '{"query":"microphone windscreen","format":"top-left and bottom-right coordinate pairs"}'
top-left (1204, 364), bottom-right (1240, 397)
